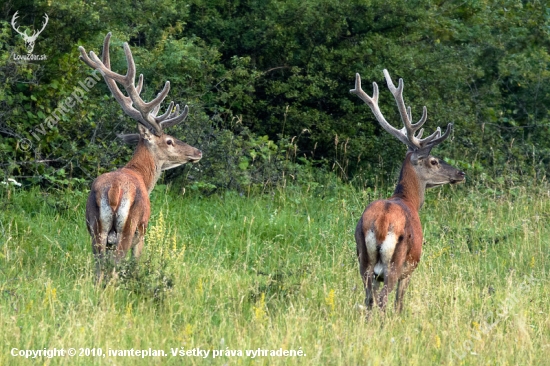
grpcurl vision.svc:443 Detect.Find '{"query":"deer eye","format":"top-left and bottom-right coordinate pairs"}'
top-left (430, 159), bottom-right (438, 166)
top-left (166, 140), bottom-right (173, 146)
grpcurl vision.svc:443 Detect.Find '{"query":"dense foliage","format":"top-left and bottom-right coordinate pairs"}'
top-left (2, 0), bottom-right (550, 190)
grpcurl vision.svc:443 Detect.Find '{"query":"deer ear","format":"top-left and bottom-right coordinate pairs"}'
top-left (412, 146), bottom-right (433, 162)
top-left (117, 134), bottom-right (140, 144)
top-left (138, 124), bottom-right (154, 141)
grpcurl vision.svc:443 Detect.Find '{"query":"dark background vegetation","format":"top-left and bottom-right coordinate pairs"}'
top-left (1, 0), bottom-right (550, 192)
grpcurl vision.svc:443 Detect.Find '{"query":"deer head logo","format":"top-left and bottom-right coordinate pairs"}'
top-left (11, 11), bottom-right (49, 54)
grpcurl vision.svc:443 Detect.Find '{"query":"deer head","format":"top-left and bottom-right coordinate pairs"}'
top-left (350, 69), bottom-right (465, 191)
top-left (11, 12), bottom-right (48, 54)
top-left (78, 33), bottom-right (202, 171)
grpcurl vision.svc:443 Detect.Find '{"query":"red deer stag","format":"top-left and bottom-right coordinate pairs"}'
top-left (79, 33), bottom-right (202, 281)
top-left (350, 70), bottom-right (465, 312)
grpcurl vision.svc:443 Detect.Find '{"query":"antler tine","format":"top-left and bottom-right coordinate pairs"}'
top-left (136, 74), bottom-right (143, 95)
top-left (418, 127), bottom-right (440, 145)
top-left (160, 105), bottom-right (189, 129)
top-left (155, 101), bottom-right (175, 121)
top-left (350, 73), bottom-right (413, 148)
top-left (383, 70), bottom-right (409, 125)
top-left (119, 40), bottom-right (171, 117)
top-left (173, 104), bottom-right (181, 118)
top-left (413, 106), bottom-right (428, 128)
top-left (96, 33), bottom-right (141, 119)
top-left (383, 69), bottom-right (431, 149)
top-left (139, 81), bottom-right (171, 115)
top-left (350, 72), bottom-right (378, 105)
top-left (151, 104), bottom-right (161, 117)
top-left (421, 123), bottom-right (453, 149)
top-left (11, 12), bottom-right (20, 33)
top-left (408, 105), bottom-right (428, 129)
top-left (101, 32), bottom-right (112, 68)
top-left (30, 13), bottom-right (48, 40)
top-left (168, 104), bottom-right (182, 121)
top-left (11, 12), bottom-right (25, 36)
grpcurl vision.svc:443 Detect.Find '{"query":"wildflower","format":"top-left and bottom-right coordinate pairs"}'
top-left (253, 293), bottom-right (268, 322)
top-left (325, 289), bottom-right (336, 314)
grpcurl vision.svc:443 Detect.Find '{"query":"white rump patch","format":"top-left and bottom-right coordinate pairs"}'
top-left (98, 189), bottom-right (131, 245)
top-left (115, 193), bottom-right (131, 235)
top-left (365, 230), bottom-right (377, 266)
top-left (371, 231), bottom-right (398, 278)
top-left (380, 231), bottom-right (398, 264)
top-left (99, 194), bottom-right (114, 240)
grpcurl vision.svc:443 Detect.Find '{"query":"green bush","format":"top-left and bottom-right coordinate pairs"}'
top-left (2, 0), bottom-right (550, 190)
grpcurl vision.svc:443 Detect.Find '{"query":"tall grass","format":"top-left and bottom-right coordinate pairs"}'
top-left (0, 181), bottom-right (548, 365)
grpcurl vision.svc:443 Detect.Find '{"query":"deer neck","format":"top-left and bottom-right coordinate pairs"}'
top-left (391, 153), bottom-right (426, 211)
top-left (124, 141), bottom-right (164, 195)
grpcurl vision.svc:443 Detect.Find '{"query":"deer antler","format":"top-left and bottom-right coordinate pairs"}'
top-left (11, 12), bottom-right (26, 37)
top-left (350, 69), bottom-right (452, 153)
top-left (78, 33), bottom-right (188, 136)
top-left (28, 13), bottom-right (48, 41)
top-left (11, 12), bottom-right (48, 40)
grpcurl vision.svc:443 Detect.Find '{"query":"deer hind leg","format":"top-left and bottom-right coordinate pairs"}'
top-left (131, 223), bottom-right (146, 259)
top-left (371, 277), bottom-right (381, 306)
top-left (377, 267), bottom-right (399, 311)
top-left (378, 240), bottom-right (407, 311)
top-left (395, 260), bottom-right (417, 312)
top-left (113, 218), bottom-right (139, 264)
top-left (395, 275), bottom-right (412, 313)
top-left (88, 196), bottom-right (114, 283)
top-left (89, 219), bottom-right (109, 283)
top-left (363, 270), bottom-right (374, 309)
top-left (356, 222), bottom-right (370, 309)
top-left (361, 228), bottom-right (379, 310)
top-left (111, 194), bottom-right (133, 264)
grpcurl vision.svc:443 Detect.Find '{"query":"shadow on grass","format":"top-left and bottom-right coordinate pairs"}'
top-left (247, 266), bottom-right (312, 310)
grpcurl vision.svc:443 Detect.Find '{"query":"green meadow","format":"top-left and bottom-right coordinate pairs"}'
top-left (0, 181), bottom-right (548, 365)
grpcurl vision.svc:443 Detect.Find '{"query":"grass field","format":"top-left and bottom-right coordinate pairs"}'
top-left (0, 180), bottom-right (549, 365)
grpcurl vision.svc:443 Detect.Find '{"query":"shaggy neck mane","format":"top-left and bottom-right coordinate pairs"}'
top-left (392, 152), bottom-right (425, 210)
